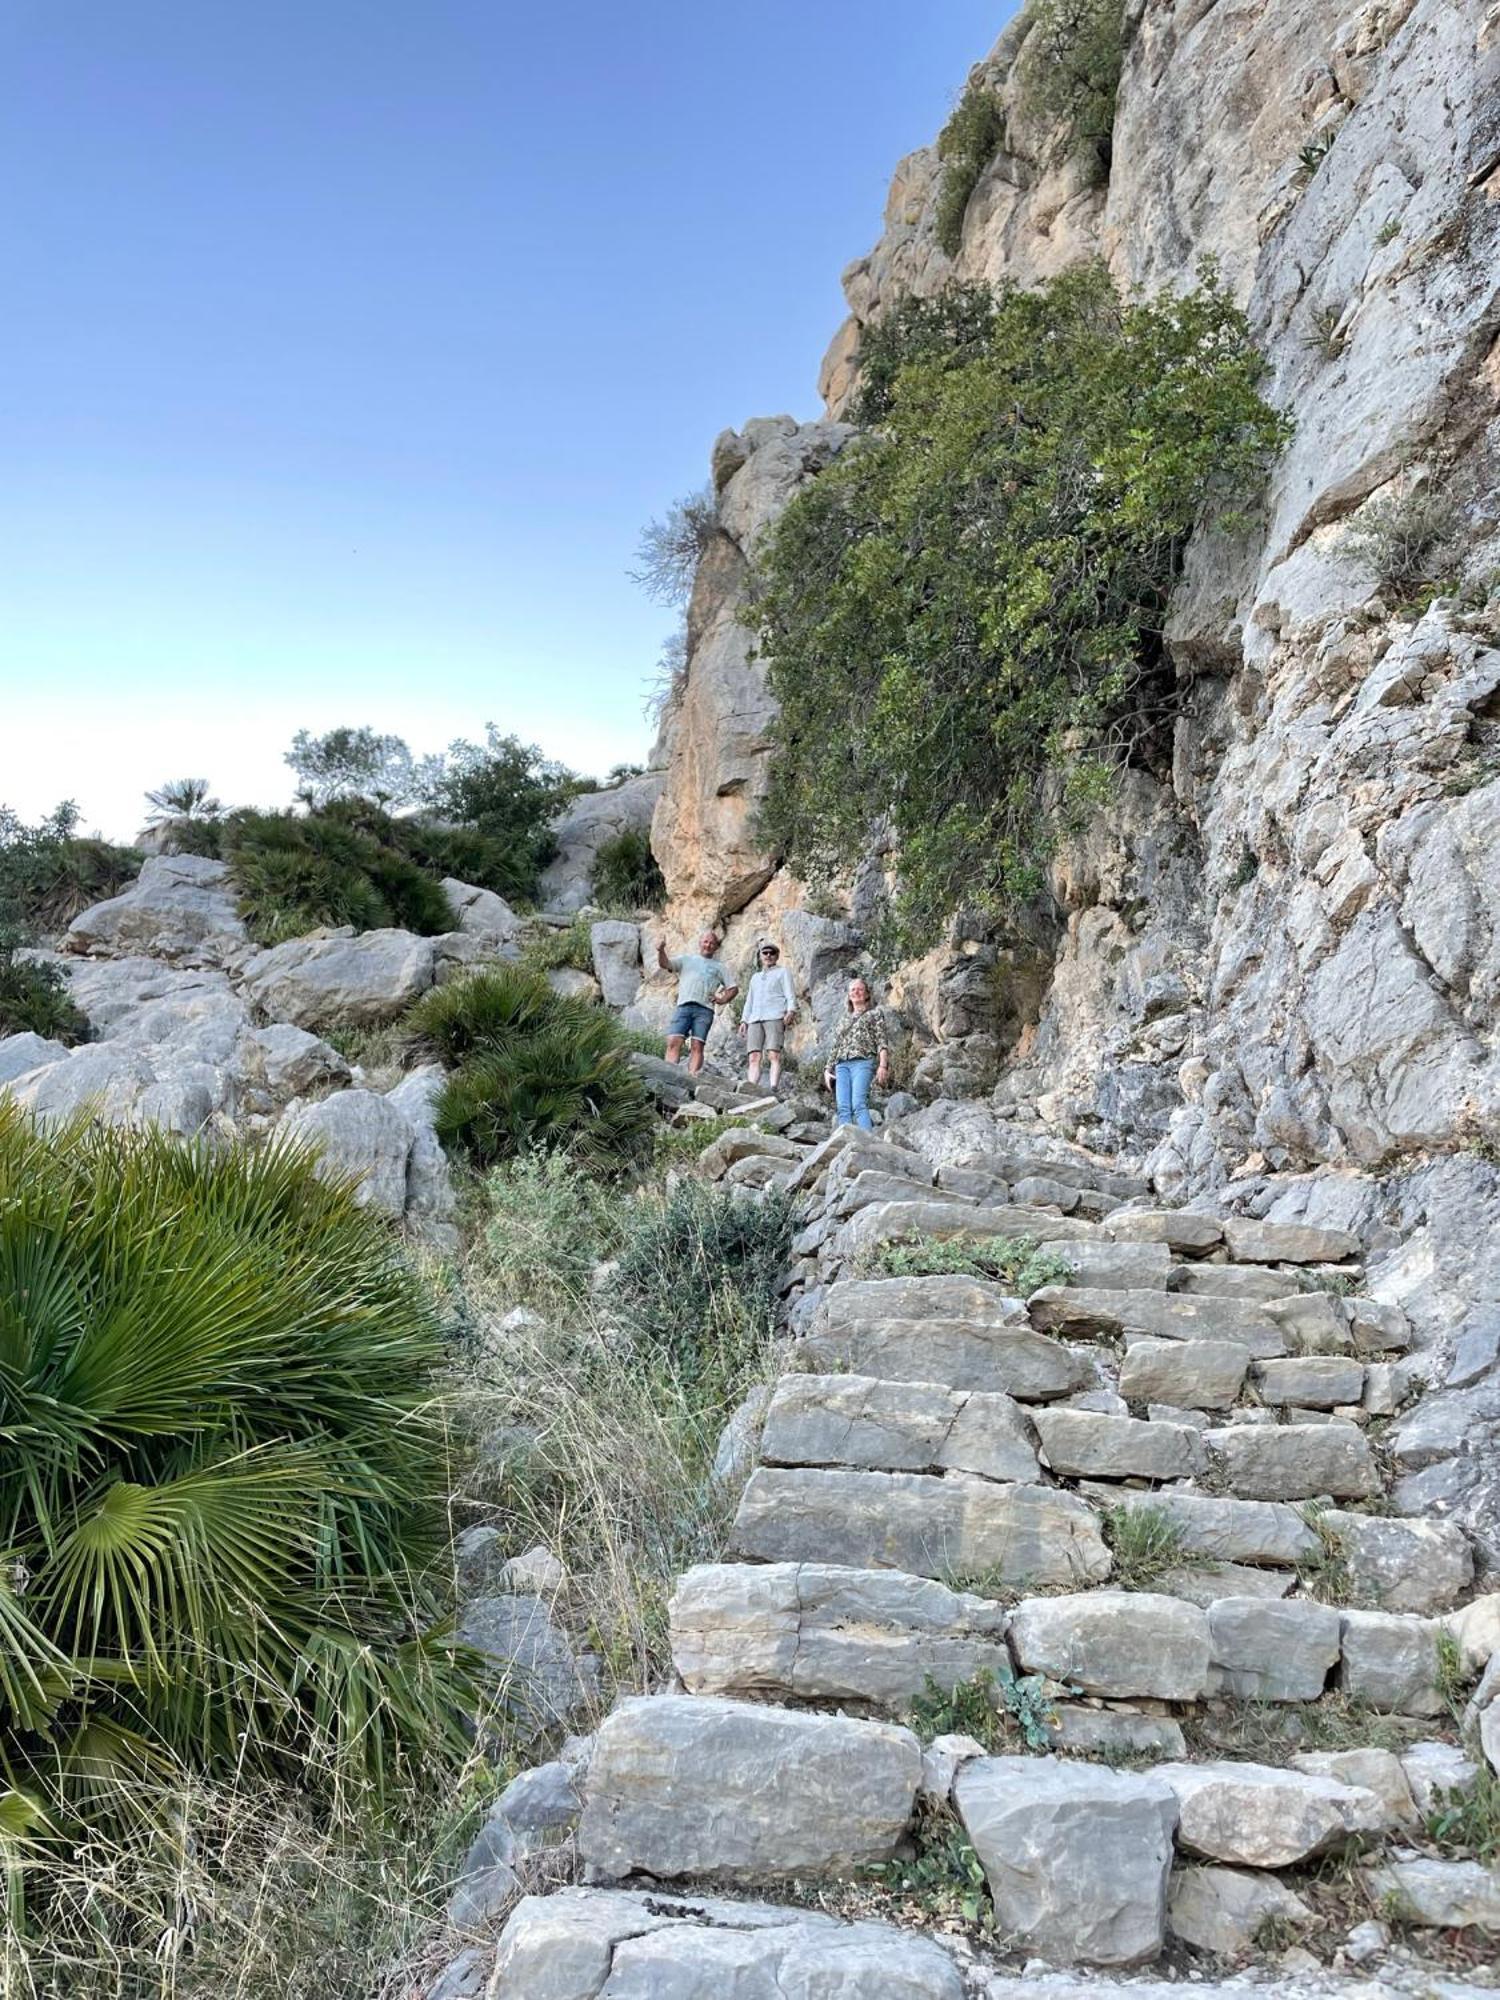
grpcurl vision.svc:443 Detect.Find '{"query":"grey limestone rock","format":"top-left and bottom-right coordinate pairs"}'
top-left (955, 1755), bottom-right (1178, 1966)
top-left (66, 853), bottom-right (246, 965)
top-left (668, 1561), bottom-right (1010, 1707)
top-left (1010, 1590), bottom-right (1211, 1701)
top-left (1032, 1407), bottom-right (1202, 1481)
top-left (731, 1466), bottom-right (1110, 1588)
top-left (577, 1695), bottom-right (920, 1883)
top-left (1156, 1759), bottom-right (1385, 1867)
top-left (489, 1886), bottom-right (964, 1999)
top-left (1206, 1596), bottom-right (1342, 1701)
top-left (241, 927), bottom-right (436, 1028)
top-left (1119, 1338), bottom-right (1249, 1410)
top-left (1202, 1420), bottom-right (1380, 1500)
top-left (760, 1373), bottom-right (1040, 1483)
top-left (1167, 1865), bottom-right (1313, 1958)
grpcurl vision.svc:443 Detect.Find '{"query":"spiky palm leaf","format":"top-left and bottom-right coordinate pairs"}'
top-left (0, 1106), bottom-right (469, 1837)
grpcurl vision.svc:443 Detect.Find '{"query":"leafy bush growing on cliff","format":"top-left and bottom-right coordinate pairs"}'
top-left (853, 284), bottom-right (1000, 425)
top-left (0, 1109), bottom-right (468, 1853)
top-left (409, 964), bottom-right (654, 1168)
top-left (0, 803), bottom-right (139, 1040)
top-left (1017, 0), bottom-right (1126, 168)
top-left (1342, 477), bottom-right (1462, 606)
top-left (935, 82), bottom-right (1007, 255)
top-left (753, 262), bottom-right (1289, 961)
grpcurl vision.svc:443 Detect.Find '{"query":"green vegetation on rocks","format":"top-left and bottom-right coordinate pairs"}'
top-left (934, 82), bottom-right (1006, 255)
top-left (1017, 0), bottom-right (1126, 168)
top-left (409, 964), bottom-right (654, 1169)
top-left (872, 1231), bottom-right (1074, 1293)
top-left (755, 263), bottom-right (1289, 960)
top-left (0, 803), bottom-right (140, 1040)
top-left (591, 826), bottom-right (666, 912)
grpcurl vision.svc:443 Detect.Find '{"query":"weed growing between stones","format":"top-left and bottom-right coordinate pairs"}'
top-left (1101, 1502), bottom-right (1187, 1589)
top-left (1187, 1693), bottom-right (1432, 1763)
top-left (867, 1802), bottom-right (995, 1933)
top-left (1425, 1766), bottom-right (1500, 1863)
top-left (518, 913), bottom-right (596, 975)
top-left (871, 1233), bottom-right (1074, 1294)
top-left (907, 1668), bottom-right (1059, 1755)
top-left (1296, 1503), bottom-right (1358, 1604)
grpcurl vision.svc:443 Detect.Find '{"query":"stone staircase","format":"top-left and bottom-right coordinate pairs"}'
top-left (475, 1124), bottom-right (1500, 1998)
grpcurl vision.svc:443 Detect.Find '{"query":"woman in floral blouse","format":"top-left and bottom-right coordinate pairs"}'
top-left (823, 975), bottom-right (891, 1131)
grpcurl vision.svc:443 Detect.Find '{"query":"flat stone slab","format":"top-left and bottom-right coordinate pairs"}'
top-left (1207, 1596), bottom-right (1342, 1701)
top-left (1155, 1562), bottom-right (1295, 1607)
top-left (1221, 1218), bottom-right (1360, 1264)
top-left (1010, 1591), bottom-right (1211, 1701)
top-left (669, 1562), bottom-right (1011, 1708)
top-left (1032, 1408), bottom-right (1201, 1481)
top-left (1173, 1263), bottom-right (1305, 1301)
top-left (1361, 1858), bottom-right (1500, 1929)
top-left (955, 1756), bottom-right (1177, 1966)
top-left (1202, 1421), bottom-right (1380, 1500)
top-left (807, 1280), bottom-right (1091, 1400)
top-left (577, 1695), bottom-right (920, 1883)
top-left (1119, 1338), bottom-right (1249, 1410)
top-left (731, 1467), bottom-right (1111, 1589)
top-left (1050, 1705), bottom-right (1187, 1758)
top-left (833, 1200), bottom-right (1099, 1268)
top-left (1038, 1239), bottom-right (1172, 1290)
top-left (1155, 1760), bottom-right (1384, 1867)
top-left (1099, 1489), bottom-right (1319, 1567)
top-left (1104, 1209), bottom-right (1225, 1251)
top-left (760, 1374), bottom-right (1039, 1483)
top-left (1254, 1355), bottom-right (1366, 1406)
top-left (490, 1888), bottom-right (965, 1998)
top-left (1028, 1288), bottom-right (1287, 1359)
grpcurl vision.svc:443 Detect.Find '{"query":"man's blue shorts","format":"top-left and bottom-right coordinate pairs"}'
top-left (669, 1001), bottom-right (714, 1043)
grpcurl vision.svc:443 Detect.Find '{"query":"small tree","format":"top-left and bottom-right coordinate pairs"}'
top-left (629, 489), bottom-right (719, 606)
top-left (418, 727), bottom-right (575, 896)
top-left (285, 726), bottom-right (417, 808)
top-left (144, 777), bottom-right (222, 824)
top-left (1017, 0), bottom-right (1126, 167)
top-left (935, 84), bottom-right (1006, 256)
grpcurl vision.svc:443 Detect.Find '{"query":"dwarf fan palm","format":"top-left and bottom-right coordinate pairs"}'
top-left (0, 1106), bottom-right (468, 1842)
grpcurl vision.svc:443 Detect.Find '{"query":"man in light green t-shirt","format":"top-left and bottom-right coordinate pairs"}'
top-left (658, 928), bottom-right (738, 1075)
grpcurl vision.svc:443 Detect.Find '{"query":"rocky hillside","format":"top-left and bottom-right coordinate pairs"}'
top-left (646, 0), bottom-right (1500, 1560)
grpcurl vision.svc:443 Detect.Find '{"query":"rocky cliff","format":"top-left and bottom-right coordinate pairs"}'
top-left (647, 0), bottom-right (1500, 1559)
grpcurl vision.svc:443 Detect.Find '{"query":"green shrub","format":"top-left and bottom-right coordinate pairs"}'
top-left (754, 263), bottom-right (1289, 960)
top-left (220, 802), bottom-right (454, 942)
top-left (0, 1108), bottom-right (468, 1847)
top-left (935, 83), bottom-right (1006, 255)
top-left (592, 828), bottom-right (666, 912)
top-left (853, 283), bottom-right (1000, 425)
top-left (872, 1232), bottom-right (1074, 1292)
top-left (143, 777), bottom-right (222, 826)
top-left (1103, 1503), bottom-right (1187, 1589)
top-left (0, 941), bottom-right (86, 1042)
top-left (409, 965), bottom-right (653, 1170)
top-left (418, 727), bottom-right (575, 897)
top-left (1017, 0), bottom-right (1125, 166)
top-left (0, 802), bottom-right (139, 936)
top-left (611, 1180), bottom-right (797, 1402)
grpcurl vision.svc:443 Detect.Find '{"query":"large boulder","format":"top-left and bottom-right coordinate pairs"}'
top-left (278, 1089), bottom-right (417, 1217)
top-left (240, 928), bottom-right (436, 1029)
top-left (576, 1695), bottom-right (920, 1883)
top-left (65, 854), bottom-right (246, 966)
top-left (441, 877), bottom-right (524, 948)
top-left (588, 920), bottom-right (642, 1008)
top-left (954, 1756), bottom-right (1178, 1966)
top-left (0, 1031), bottom-right (71, 1085)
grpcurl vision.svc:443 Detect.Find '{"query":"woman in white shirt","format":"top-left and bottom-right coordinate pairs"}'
top-left (738, 940), bottom-right (797, 1092)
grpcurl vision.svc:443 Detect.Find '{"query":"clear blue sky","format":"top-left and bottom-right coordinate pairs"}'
top-left (1, 1), bottom-right (1009, 840)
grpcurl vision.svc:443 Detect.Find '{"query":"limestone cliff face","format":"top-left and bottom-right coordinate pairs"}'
top-left (657, 0), bottom-right (1500, 1176)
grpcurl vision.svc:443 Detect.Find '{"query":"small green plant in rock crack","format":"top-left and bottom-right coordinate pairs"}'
top-left (1296, 1502), bottom-right (1358, 1605)
top-left (1294, 132), bottom-right (1336, 185)
top-left (907, 1668), bottom-right (1062, 1754)
top-left (1434, 1628), bottom-right (1473, 1717)
top-left (868, 1802), bottom-right (994, 1931)
top-left (1375, 217), bottom-right (1402, 246)
top-left (1425, 1766), bottom-right (1500, 1863)
top-left (1103, 1502), bottom-right (1186, 1589)
top-left (871, 1232), bottom-right (1074, 1294)
top-left (1305, 302), bottom-right (1348, 359)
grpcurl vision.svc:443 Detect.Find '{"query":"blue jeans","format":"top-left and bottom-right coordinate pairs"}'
top-left (835, 1057), bottom-right (876, 1130)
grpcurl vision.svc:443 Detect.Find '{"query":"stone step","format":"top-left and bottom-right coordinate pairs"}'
top-left (760, 1372), bottom-right (1042, 1483)
top-left (731, 1465), bottom-right (1111, 1587)
top-left (1033, 1406), bottom-right (1204, 1481)
top-left (576, 1694), bottom-right (920, 1885)
top-left (1027, 1286), bottom-right (1289, 1358)
top-left (668, 1560), bottom-right (1011, 1706)
top-left (830, 1198), bottom-right (1099, 1269)
top-left (1201, 1419), bottom-right (1382, 1501)
top-left (807, 1278), bottom-right (1094, 1400)
top-left (489, 1888), bottom-right (967, 1998)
